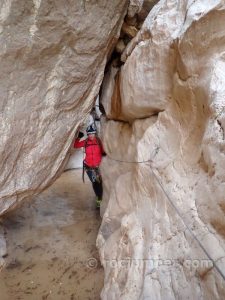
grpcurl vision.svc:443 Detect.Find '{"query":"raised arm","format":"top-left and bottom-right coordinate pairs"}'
top-left (74, 138), bottom-right (85, 148)
top-left (74, 132), bottom-right (86, 148)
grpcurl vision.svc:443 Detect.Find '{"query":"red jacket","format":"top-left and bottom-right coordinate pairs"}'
top-left (74, 137), bottom-right (104, 168)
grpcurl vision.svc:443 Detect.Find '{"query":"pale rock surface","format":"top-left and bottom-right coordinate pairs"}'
top-left (0, 0), bottom-right (128, 215)
top-left (115, 39), bottom-right (126, 54)
top-left (98, 0), bottom-right (225, 299)
top-left (127, 0), bottom-right (158, 19)
top-left (128, 0), bottom-right (145, 18)
top-left (137, 0), bottom-right (160, 24)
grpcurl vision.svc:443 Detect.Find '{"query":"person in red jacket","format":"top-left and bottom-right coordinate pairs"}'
top-left (74, 124), bottom-right (104, 208)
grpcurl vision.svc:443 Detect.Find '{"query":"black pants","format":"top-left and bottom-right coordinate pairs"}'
top-left (85, 166), bottom-right (103, 199)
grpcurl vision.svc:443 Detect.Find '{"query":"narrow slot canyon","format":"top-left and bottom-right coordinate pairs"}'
top-left (1, 0), bottom-right (225, 299)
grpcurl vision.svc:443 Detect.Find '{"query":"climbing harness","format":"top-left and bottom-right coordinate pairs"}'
top-left (83, 163), bottom-right (101, 184)
top-left (107, 147), bottom-right (225, 282)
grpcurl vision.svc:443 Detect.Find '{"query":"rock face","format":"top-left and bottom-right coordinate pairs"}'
top-left (98, 0), bottom-right (225, 299)
top-left (2, 0), bottom-right (225, 298)
top-left (0, 224), bottom-right (6, 270)
top-left (0, 0), bottom-right (128, 215)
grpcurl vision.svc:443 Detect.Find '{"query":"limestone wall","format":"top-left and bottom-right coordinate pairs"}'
top-left (0, 0), bottom-right (128, 215)
top-left (98, 1), bottom-right (225, 299)
top-left (1, 0), bottom-right (225, 298)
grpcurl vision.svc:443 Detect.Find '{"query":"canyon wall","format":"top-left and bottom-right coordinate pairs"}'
top-left (1, 0), bottom-right (225, 298)
top-left (98, 0), bottom-right (225, 299)
top-left (0, 0), bottom-right (129, 215)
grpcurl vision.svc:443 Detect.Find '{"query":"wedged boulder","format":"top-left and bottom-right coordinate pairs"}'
top-left (102, 0), bottom-right (184, 122)
top-left (98, 0), bottom-right (225, 299)
top-left (127, 0), bottom-right (159, 19)
top-left (0, 0), bottom-right (129, 215)
top-left (127, 0), bottom-right (145, 18)
top-left (100, 64), bottom-right (125, 121)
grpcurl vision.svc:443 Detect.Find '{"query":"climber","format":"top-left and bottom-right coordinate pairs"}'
top-left (74, 124), bottom-right (105, 208)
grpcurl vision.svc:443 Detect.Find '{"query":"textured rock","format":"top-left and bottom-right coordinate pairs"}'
top-left (0, 224), bottom-right (6, 270)
top-left (115, 39), bottom-right (126, 54)
top-left (110, 0), bottom-right (179, 120)
top-left (128, 0), bottom-right (145, 18)
top-left (137, 0), bottom-right (160, 24)
top-left (100, 65), bottom-right (122, 121)
top-left (0, 0), bottom-right (128, 215)
top-left (98, 0), bottom-right (225, 299)
top-left (122, 22), bottom-right (139, 38)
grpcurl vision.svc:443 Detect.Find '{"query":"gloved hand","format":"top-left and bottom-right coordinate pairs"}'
top-left (78, 131), bottom-right (84, 139)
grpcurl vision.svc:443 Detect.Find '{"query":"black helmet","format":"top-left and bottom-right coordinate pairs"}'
top-left (86, 124), bottom-right (97, 135)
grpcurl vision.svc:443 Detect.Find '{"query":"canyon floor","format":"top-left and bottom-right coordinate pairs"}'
top-left (0, 170), bottom-right (103, 300)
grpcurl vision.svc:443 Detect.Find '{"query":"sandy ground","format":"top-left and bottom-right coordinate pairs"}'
top-left (0, 170), bottom-right (104, 300)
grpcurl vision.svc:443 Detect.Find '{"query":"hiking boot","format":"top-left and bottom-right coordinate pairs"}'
top-left (96, 197), bottom-right (101, 209)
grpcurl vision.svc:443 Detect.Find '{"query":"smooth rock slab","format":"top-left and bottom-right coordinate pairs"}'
top-left (0, 0), bottom-right (128, 215)
top-left (98, 0), bottom-right (225, 299)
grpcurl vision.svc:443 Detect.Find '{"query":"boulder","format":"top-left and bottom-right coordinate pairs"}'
top-left (127, 0), bottom-right (145, 18)
top-left (0, 0), bottom-right (128, 215)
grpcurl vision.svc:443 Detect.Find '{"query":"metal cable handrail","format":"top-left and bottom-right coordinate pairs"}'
top-left (106, 153), bottom-right (225, 281)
